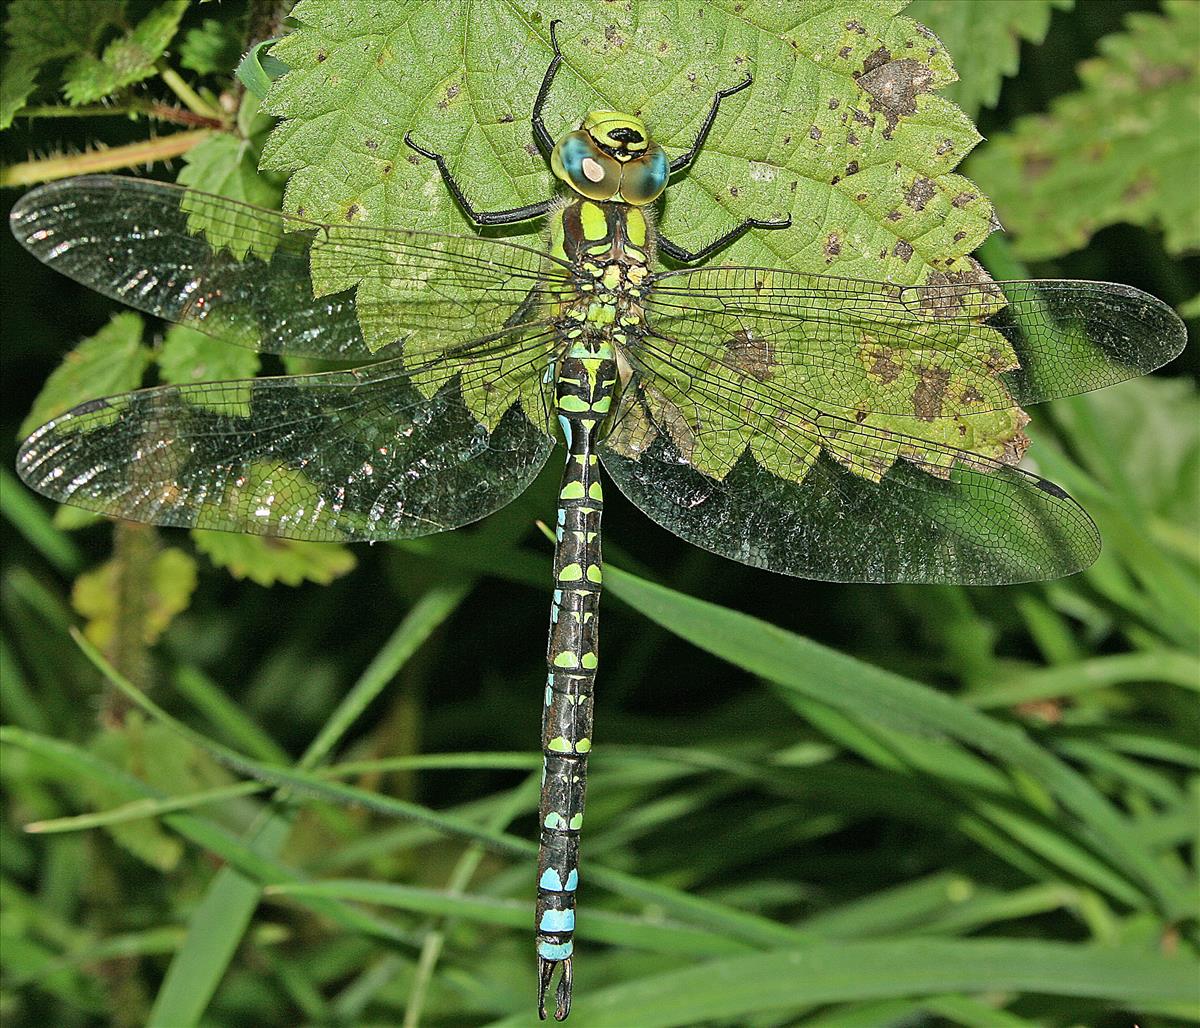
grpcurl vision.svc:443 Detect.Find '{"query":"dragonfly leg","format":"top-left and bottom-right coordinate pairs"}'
top-left (404, 133), bottom-right (555, 225)
top-left (669, 73), bottom-right (753, 174)
top-left (532, 20), bottom-right (566, 160)
top-left (658, 214), bottom-right (792, 264)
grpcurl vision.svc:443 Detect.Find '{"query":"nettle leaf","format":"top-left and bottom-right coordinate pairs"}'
top-left (968, 0), bottom-right (1200, 260)
top-left (62, 0), bottom-right (189, 106)
top-left (72, 546), bottom-right (198, 650)
top-left (192, 531), bottom-right (357, 587)
top-left (907, 0), bottom-right (1073, 118)
top-left (261, 1), bottom-right (989, 279)
top-left (0, 0), bottom-right (125, 127)
top-left (157, 324), bottom-right (261, 384)
top-left (176, 94), bottom-right (285, 258)
top-left (19, 312), bottom-right (152, 438)
top-left (84, 715), bottom-right (228, 872)
top-left (179, 16), bottom-right (242, 76)
top-left (256, 1), bottom-right (1021, 484)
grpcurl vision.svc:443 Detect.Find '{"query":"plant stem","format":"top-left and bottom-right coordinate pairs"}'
top-left (0, 129), bottom-right (214, 186)
top-left (157, 64), bottom-right (223, 121)
top-left (13, 102), bottom-right (223, 128)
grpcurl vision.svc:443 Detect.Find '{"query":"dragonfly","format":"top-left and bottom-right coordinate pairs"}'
top-left (11, 20), bottom-right (1185, 1022)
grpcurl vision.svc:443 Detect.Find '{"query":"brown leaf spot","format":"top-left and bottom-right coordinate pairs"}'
top-left (824, 232), bottom-right (841, 261)
top-left (912, 365), bottom-right (950, 420)
top-left (364, 138), bottom-right (378, 150)
top-left (861, 45), bottom-right (892, 75)
top-left (344, 203), bottom-right (361, 221)
top-left (838, 46), bottom-right (853, 59)
top-left (845, 160), bottom-right (860, 176)
top-left (500, 113), bottom-right (514, 123)
top-left (724, 329), bottom-right (774, 381)
top-left (316, 50), bottom-right (327, 63)
top-left (917, 260), bottom-right (1004, 320)
top-left (904, 177), bottom-right (936, 211)
top-left (828, 97), bottom-right (840, 109)
top-left (951, 191), bottom-right (976, 208)
top-left (809, 125), bottom-right (821, 141)
top-left (886, 209), bottom-right (902, 222)
top-left (893, 240), bottom-right (913, 262)
top-left (935, 138), bottom-right (954, 155)
top-left (869, 347), bottom-right (902, 383)
top-left (845, 19), bottom-right (867, 34)
top-left (857, 49), bottom-right (933, 138)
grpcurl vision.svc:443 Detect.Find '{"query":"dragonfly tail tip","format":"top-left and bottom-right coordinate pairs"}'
top-left (537, 955), bottom-right (573, 1021)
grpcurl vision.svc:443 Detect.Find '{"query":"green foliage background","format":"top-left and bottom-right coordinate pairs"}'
top-left (1, 1), bottom-right (1197, 1026)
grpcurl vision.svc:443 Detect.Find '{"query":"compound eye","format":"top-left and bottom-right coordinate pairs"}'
top-left (551, 131), bottom-right (621, 200)
top-left (619, 144), bottom-right (669, 205)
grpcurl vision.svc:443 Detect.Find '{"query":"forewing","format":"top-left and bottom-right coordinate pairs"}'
top-left (9, 175), bottom-right (570, 361)
top-left (600, 332), bottom-right (1100, 585)
top-left (645, 268), bottom-right (1186, 422)
top-left (17, 330), bottom-right (558, 543)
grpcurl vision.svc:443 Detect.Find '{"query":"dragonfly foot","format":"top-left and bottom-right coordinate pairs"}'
top-left (538, 955), bottom-right (573, 1021)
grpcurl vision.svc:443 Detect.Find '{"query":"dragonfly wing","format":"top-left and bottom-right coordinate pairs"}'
top-left (10, 175), bottom-right (570, 361)
top-left (645, 268), bottom-right (1186, 420)
top-left (600, 332), bottom-right (1100, 585)
top-left (17, 329), bottom-right (557, 542)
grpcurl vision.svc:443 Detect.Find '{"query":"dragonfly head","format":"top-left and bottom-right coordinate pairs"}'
top-left (551, 110), bottom-right (669, 206)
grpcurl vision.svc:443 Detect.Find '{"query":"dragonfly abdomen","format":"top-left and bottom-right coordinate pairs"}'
top-left (536, 336), bottom-right (616, 1019)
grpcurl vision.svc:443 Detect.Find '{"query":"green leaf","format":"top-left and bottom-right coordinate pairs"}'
top-left (72, 547), bottom-right (198, 649)
top-left (178, 17), bottom-right (242, 77)
top-left (86, 720), bottom-right (185, 871)
top-left (0, 53), bottom-right (39, 128)
top-left (262, 1), bottom-right (989, 280)
top-left (237, 38), bottom-right (288, 99)
top-left (0, 0), bottom-right (125, 126)
top-left (156, 324), bottom-right (261, 385)
top-left (908, 0), bottom-right (1073, 117)
top-left (258, 1), bottom-right (1022, 478)
top-left (19, 312), bottom-right (152, 437)
top-left (176, 94), bottom-right (285, 258)
top-left (968, 0), bottom-right (1200, 258)
top-left (62, 0), bottom-right (189, 105)
top-left (191, 531), bottom-right (357, 587)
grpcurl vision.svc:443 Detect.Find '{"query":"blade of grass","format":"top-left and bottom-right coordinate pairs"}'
top-left (0, 727), bottom-right (416, 945)
top-left (605, 564), bottom-right (1193, 919)
top-left (70, 627), bottom-right (810, 950)
top-left (0, 467), bottom-right (85, 575)
top-left (24, 781), bottom-right (269, 834)
top-left (146, 582), bottom-right (470, 1027)
top-left (268, 880), bottom-right (753, 958)
top-left (970, 650), bottom-right (1199, 708)
top-left (487, 937), bottom-right (1199, 1027)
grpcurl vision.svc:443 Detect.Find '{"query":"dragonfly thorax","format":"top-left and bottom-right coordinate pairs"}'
top-left (550, 199), bottom-right (651, 351)
top-left (551, 110), bottom-right (669, 205)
